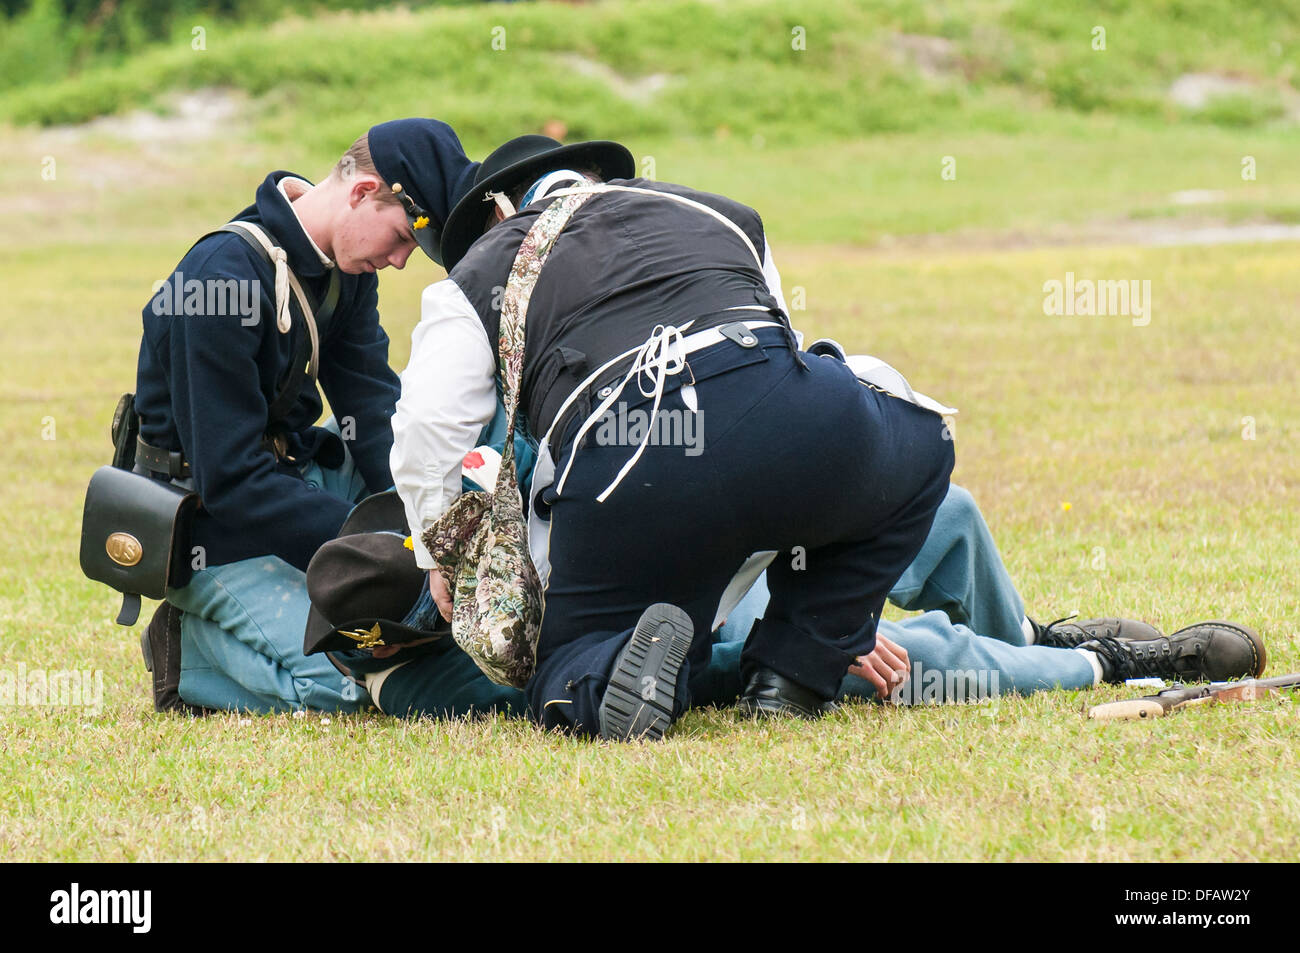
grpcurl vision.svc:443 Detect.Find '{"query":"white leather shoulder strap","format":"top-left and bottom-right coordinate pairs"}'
top-left (223, 221), bottom-right (320, 380)
top-left (546, 184), bottom-right (764, 269)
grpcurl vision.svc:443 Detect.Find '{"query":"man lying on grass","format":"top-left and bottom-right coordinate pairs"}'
top-left (301, 476), bottom-right (1266, 720)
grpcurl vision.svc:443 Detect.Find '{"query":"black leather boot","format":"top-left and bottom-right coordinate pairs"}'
top-left (598, 603), bottom-right (694, 741)
top-left (738, 665), bottom-right (834, 719)
top-left (141, 601), bottom-right (208, 715)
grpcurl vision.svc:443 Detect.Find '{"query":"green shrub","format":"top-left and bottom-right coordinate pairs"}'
top-left (3, 0), bottom-right (1299, 138)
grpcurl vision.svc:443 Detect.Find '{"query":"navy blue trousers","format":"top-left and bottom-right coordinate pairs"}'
top-left (527, 329), bottom-right (955, 735)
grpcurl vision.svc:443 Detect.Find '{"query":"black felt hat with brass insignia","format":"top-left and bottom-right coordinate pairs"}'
top-left (303, 491), bottom-right (448, 656)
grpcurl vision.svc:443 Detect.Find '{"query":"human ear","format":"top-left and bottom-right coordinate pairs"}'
top-left (349, 175), bottom-right (382, 209)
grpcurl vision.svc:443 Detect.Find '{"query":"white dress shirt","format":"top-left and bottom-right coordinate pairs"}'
top-left (391, 279), bottom-right (497, 569)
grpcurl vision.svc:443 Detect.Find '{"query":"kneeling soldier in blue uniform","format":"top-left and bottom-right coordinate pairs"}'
top-left (134, 118), bottom-right (476, 713)
top-left (391, 136), bottom-right (958, 740)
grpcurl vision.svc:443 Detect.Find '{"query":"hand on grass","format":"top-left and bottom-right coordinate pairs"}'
top-left (847, 632), bottom-right (911, 701)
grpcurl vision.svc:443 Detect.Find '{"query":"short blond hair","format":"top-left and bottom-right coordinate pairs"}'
top-left (333, 135), bottom-right (403, 206)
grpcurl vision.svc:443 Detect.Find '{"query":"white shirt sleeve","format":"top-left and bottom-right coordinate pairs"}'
top-left (760, 235), bottom-right (803, 349)
top-left (390, 278), bottom-right (497, 570)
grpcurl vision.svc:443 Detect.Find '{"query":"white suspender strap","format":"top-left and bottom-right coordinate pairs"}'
top-left (539, 319), bottom-right (696, 449)
top-left (538, 317), bottom-right (782, 450)
top-left (223, 221), bottom-right (321, 381)
top-left (544, 184), bottom-right (765, 269)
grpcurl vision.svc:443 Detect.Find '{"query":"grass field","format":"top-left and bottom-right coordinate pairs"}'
top-left (2, 0), bottom-right (1299, 862)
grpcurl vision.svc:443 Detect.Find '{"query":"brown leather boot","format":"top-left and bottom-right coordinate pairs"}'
top-left (140, 601), bottom-right (209, 715)
top-left (1032, 616), bottom-right (1162, 648)
top-left (1081, 620), bottom-right (1266, 684)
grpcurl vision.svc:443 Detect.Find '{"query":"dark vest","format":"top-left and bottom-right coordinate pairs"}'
top-left (449, 178), bottom-right (784, 439)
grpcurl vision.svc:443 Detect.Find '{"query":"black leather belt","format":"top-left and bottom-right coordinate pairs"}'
top-left (137, 432), bottom-right (299, 480)
top-left (136, 437), bottom-right (190, 480)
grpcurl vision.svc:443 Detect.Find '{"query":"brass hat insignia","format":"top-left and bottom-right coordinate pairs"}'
top-left (338, 623), bottom-right (385, 650)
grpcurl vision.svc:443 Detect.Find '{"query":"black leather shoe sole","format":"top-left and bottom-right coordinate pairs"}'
top-left (598, 604), bottom-right (693, 742)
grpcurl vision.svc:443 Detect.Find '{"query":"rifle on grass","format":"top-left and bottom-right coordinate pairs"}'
top-left (1087, 673), bottom-right (1300, 721)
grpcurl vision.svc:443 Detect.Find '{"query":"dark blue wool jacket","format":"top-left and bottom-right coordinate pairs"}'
top-left (134, 172), bottom-right (401, 572)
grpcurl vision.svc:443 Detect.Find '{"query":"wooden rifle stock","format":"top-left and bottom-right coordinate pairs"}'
top-left (1087, 673), bottom-right (1300, 721)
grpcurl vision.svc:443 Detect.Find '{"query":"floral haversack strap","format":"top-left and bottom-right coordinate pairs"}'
top-left (421, 187), bottom-right (600, 687)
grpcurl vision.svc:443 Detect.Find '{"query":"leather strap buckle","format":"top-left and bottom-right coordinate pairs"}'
top-left (718, 321), bottom-right (760, 348)
top-left (136, 436), bottom-right (190, 479)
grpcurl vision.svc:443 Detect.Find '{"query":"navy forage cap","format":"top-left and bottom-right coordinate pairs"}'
top-left (367, 118), bottom-right (478, 265)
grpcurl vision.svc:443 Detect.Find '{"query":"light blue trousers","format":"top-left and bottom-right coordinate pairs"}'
top-left (376, 484), bottom-right (1096, 717)
top-left (707, 485), bottom-right (1096, 704)
top-left (167, 419), bottom-right (371, 713)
